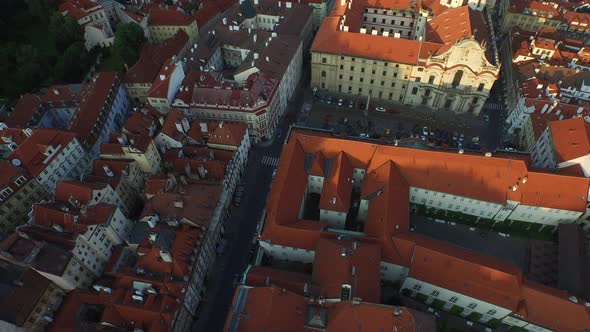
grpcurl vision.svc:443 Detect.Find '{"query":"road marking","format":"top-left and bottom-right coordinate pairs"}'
top-left (261, 156), bottom-right (280, 167)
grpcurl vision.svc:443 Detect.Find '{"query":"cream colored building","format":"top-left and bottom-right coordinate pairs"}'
top-left (499, 0), bottom-right (561, 33)
top-left (148, 9), bottom-right (199, 44)
top-left (311, 1), bottom-right (499, 116)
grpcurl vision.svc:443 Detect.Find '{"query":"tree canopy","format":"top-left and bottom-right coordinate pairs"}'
top-left (106, 23), bottom-right (146, 71)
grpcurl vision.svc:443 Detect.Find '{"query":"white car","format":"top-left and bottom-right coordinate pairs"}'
top-left (483, 114), bottom-right (490, 122)
top-left (375, 107), bottom-right (386, 112)
top-left (338, 99), bottom-right (343, 106)
top-left (359, 133), bottom-right (369, 138)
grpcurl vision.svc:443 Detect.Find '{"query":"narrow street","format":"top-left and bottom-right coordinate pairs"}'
top-left (191, 67), bottom-right (307, 332)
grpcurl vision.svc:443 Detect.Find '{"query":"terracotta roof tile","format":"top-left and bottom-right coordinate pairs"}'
top-left (549, 117), bottom-right (590, 162)
top-left (5, 94), bottom-right (44, 128)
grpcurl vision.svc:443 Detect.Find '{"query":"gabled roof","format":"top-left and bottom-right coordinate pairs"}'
top-left (5, 94), bottom-right (44, 128)
top-left (0, 265), bottom-right (51, 326)
top-left (158, 108), bottom-right (187, 142)
top-left (401, 232), bottom-right (523, 311)
top-left (8, 129), bottom-right (77, 177)
top-left (148, 7), bottom-right (196, 26)
top-left (33, 202), bottom-right (115, 233)
top-left (148, 60), bottom-right (181, 100)
top-left (319, 152), bottom-right (353, 213)
top-left (55, 180), bottom-right (108, 204)
top-left (206, 121), bottom-right (247, 147)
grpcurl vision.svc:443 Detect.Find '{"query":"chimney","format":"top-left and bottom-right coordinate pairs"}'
top-left (175, 121), bottom-right (186, 134)
top-left (159, 250), bottom-right (173, 263)
top-left (254, 53), bottom-right (259, 59)
top-left (197, 165), bottom-right (207, 179)
top-left (53, 89), bottom-right (59, 95)
top-left (253, 34), bottom-right (257, 42)
top-left (278, 1), bottom-right (281, 7)
top-left (223, 17), bottom-right (227, 25)
top-left (199, 121), bottom-right (208, 133)
top-left (219, 121), bottom-right (224, 128)
top-left (266, 56), bottom-right (270, 62)
top-left (160, 74), bottom-right (166, 81)
top-left (103, 165), bottom-right (114, 177)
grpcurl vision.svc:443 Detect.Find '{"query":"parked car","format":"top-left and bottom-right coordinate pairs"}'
top-left (422, 126), bottom-right (429, 136)
top-left (272, 168), bottom-right (277, 178)
top-left (320, 95), bottom-right (326, 103)
top-left (386, 108), bottom-right (398, 114)
top-left (375, 107), bottom-right (386, 112)
top-left (483, 114), bottom-right (490, 122)
top-left (338, 98), bottom-right (344, 106)
top-left (312, 87), bottom-right (318, 95)
top-left (348, 100), bottom-right (354, 109)
top-left (359, 133), bottom-right (369, 138)
top-left (326, 96), bottom-right (333, 104)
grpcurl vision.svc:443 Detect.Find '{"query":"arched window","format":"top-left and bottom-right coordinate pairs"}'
top-left (451, 70), bottom-right (463, 88)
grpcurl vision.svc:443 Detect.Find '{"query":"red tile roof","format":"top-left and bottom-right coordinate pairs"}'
top-left (318, 152), bottom-right (353, 212)
top-left (148, 8), bottom-right (196, 26)
top-left (549, 117), bottom-right (590, 162)
top-left (400, 232), bottom-right (523, 311)
top-left (125, 30), bottom-right (189, 84)
top-left (311, 1), bottom-right (493, 67)
top-left (5, 94), bottom-right (44, 128)
top-left (516, 281), bottom-right (590, 331)
top-left (123, 107), bottom-right (161, 136)
top-left (48, 278), bottom-right (187, 332)
top-left (313, 238), bottom-right (381, 302)
top-left (224, 285), bottom-right (427, 331)
top-left (58, 0), bottom-right (102, 20)
top-left (148, 59), bottom-right (181, 99)
top-left (135, 223), bottom-right (203, 277)
top-left (508, 0), bottom-right (560, 19)
top-left (159, 108), bottom-right (187, 142)
top-left (32, 202), bottom-right (115, 233)
top-left (206, 121), bottom-right (248, 147)
top-left (140, 181), bottom-right (222, 227)
top-left (55, 180), bottom-right (108, 204)
top-left (0, 160), bottom-right (24, 189)
top-left (69, 72), bottom-right (121, 147)
top-left (8, 129), bottom-right (77, 177)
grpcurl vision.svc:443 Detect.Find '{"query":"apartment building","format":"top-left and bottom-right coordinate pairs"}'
top-left (530, 117), bottom-right (590, 172)
top-left (55, 180), bottom-right (132, 217)
top-left (59, 0), bottom-right (116, 50)
top-left (100, 134), bottom-right (162, 174)
top-left (168, 1), bottom-right (308, 142)
top-left (311, 0), bottom-right (499, 116)
top-left (225, 284), bottom-right (435, 331)
top-left (0, 230), bottom-right (95, 290)
top-left (31, 201), bottom-right (132, 277)
top-left (499, 0), bottom-right (561, 33)
top-left (251, 129), bottom-right (590, 331)
top-left (0, 264), bottom-right (65, 332)
top-left (126, 221), bottom-right (206, 316)
top-left (146, 7), bottom-right (199, 44)
top-left (115, 6), bottom-right (151, 39)
top-left (122, 106), bottom-right (162, 137)
top-left (84, 159), bottom-right (145, 214)
top-left (48, 273), bottom-right (194, 332)
top-left (124, 30), bottom-right (189, 102)
top-left (0, 161), bottom-right (49, 236)
top-left (8, 129), bottom-right (88, 193)
top-left (68, 72), bottom-right (131, 158)
top-left (147, 57), bottom-right (186, 112)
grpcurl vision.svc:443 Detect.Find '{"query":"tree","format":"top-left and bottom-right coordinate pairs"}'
top-left (50, 12), bottom-right (82, 51)
top-left (54, 42), bottom-right (84, 82)
top-left (111, 23), bottom-right (145, 68)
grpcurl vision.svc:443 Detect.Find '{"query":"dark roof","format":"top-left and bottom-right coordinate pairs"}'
top-left (0, 263), bottom-right (51, 326)
top-left (240, 0), bottom-right (257, 19)
top-left (558, 223), bottom-right (590, 299)
top-left (127, 222), bottom-right (150, 245)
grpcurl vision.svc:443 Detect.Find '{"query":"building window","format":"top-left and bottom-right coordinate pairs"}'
top-left (477, 83), bottom-right (485, 91)
top-left (428, 75), bottom-right (435, 84)
top-left (411, 87), bottom-right (418, 95)
top-left (449, 296), bottom-right (459, 303)
top-left (451, 70), bottom-right (463, 88)
top-left (415, 77), bottom-right (421, 82)
top-left (431, 290), bottom-right (440, 297)
top-left (340, 65), bottom-right (343, 69)
top-left (321, 71), bottom-right (326, 77)
top-left (412, 284), bottom-right (422, 291)
top-left (322, 57), bottom-right (327, 63)
top-left (467, 303), bottom-right (477, 309)
top-left (486, 309), bottom-right (497, 316)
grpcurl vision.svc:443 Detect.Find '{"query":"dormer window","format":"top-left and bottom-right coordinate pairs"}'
top-left (15, 176), bottom-right (26, 186)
